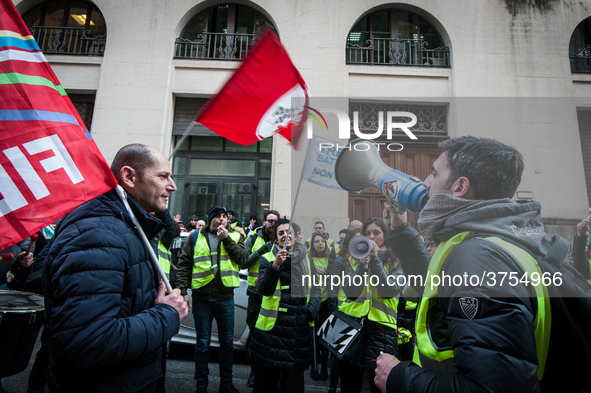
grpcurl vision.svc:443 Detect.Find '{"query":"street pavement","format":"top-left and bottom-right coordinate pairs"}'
top-left (1, 335), bottom-right (372, 393)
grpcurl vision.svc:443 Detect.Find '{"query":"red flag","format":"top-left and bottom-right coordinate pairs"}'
top-left (195, 29), bottom-right (309, 149)
top-left (0, 0), bottom-right (117, 250)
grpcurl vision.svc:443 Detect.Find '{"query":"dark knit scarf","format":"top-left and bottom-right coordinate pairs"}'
top-left (417, 194), bottom-right (514, 240)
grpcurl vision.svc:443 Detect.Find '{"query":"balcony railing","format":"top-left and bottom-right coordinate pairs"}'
top-left (346, 35), bottom-right (450, 67)
top-left (174, 32), bottom-right (259, 60)
top-left (29, 25), bottom-right (106, 55)
top-left (570, 46), bottom-right (591, 73)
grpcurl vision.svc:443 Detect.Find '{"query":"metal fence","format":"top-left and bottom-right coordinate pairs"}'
top-left (29, 25), bottom-right (106, 55)
top-left (346, 35), bottom-right (450, 67)
top-left (349, 101), bottom-right (448, 136)
top-left (570, 46), bottom-right (591, 73)
top-left (175, 32), bottom-right (258, 60)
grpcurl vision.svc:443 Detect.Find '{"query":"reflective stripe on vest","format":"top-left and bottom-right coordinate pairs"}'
top-left (255, 251), bottom-right (312, 331)
top-left (247, 232), bottom-right (266, 288)
top-left (338, 256), bottom-right (371, 318)
top-left (312, 256), bottom-right (329, 300)
top-left (334, 242), bottom-right (341, 256)
top-left (405, 299), bottom-right (417, 310)
top-left (330, 247), bottom-right (345, 307)
top-left (414, 231), bottom-right (551, 380)
top-left (337, 287), bottom-right (347, 307)
top-left (368, 296), bottom-right (398, 328)
top-left (191, 231), bottom-right (241, 289)
top-left (368, 264), bottom-right (398, 328)
top-left (158, 240), bottom-right (171, 281)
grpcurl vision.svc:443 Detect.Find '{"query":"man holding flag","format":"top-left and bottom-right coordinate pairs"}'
top-left (0, 2), bottom-right (188, 391)
top-left (43, 144), bottom-right (188, 393)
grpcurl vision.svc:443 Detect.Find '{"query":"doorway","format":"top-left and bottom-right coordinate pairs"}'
top-left (168, 136), bottom-right (272, 226)
top-left (183, 179), bottom-right (256, 225)
top-left (347, 141), bottom-right (443, 230)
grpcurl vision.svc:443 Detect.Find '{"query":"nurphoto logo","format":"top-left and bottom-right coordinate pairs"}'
top-left (303, 107), bottom-right (419, 141)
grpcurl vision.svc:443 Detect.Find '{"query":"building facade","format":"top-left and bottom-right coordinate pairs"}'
top-left (12, 0), bottom-right (591, 239)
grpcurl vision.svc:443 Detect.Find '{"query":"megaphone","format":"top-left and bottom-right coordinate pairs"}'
top-left (348, 235), bottom-right (373, 259)
top-left (335, 139), bottom-right (428, 212)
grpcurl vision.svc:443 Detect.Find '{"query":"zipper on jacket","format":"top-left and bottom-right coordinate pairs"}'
top-left (118, 211), bottom-right (135, 230)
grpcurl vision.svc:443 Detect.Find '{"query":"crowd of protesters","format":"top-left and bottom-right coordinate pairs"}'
top-left (5, 137), bottom-right (591, 393)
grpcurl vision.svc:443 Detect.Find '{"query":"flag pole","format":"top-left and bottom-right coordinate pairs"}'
top-left (283, 176), bottom-right (304, 251)
top-left (115, 185), bottom-right (173, 293)
top-left (169, 121), bottom-right (196, 160)
top-left (283, 134), bottom-right (313, 250)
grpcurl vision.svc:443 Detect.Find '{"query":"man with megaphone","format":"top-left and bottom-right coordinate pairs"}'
top-left (371, 136), bottom-right (574, 392)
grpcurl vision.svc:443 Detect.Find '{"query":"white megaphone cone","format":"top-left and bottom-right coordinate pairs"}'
top-left (335, 139), bottom-right (428, 212)
top-left (348, 235), bottom-right (372, 259)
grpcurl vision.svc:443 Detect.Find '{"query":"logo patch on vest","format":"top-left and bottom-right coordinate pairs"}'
top-left (459, 297), bottom-right (478, 319)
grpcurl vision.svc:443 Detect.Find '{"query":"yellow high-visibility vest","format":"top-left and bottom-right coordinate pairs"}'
top-left (367, 264), bottom-right (398, 329)
top-left (191, 231), bottom-right (241, 289)
top-left (247, 230), bottom-right (267, 288)
top-left (414, 231), bottom-right (551, 380)
top-left (338, 256), bottom-right (371, 318)
top-left (310, 255), bottom-right (329, 301)
top-left (255, 250), bottom-right (312, 331)
top-left (158, 240), bottom-right (171, 280)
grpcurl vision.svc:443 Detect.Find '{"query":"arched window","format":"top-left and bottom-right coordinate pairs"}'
top-left (346, 8), bottom-right (449, 67)
top-left (570, 17), bottom-right (591, 73)
top-left (22, 0), bottom-right (106, 55)
top-left (175, 3), bottom-right (275, 60)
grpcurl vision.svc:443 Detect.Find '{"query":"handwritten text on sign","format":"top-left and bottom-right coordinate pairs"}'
top-left (301, 134), bottom-right (346, 191)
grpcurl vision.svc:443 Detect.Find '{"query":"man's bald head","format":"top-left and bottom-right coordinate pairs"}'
top-left (110, 144), bottom-right (176, 213)
top-left (348, 220), bottom-right (363, 232)
top-left (111, 144), bottom-right (156, 184)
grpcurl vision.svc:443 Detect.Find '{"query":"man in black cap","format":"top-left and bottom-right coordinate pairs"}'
top-left (176, 206), bottom-right (248, 393)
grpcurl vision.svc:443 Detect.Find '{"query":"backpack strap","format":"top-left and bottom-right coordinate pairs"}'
top-left (192, 230), bottom-right (198, 249)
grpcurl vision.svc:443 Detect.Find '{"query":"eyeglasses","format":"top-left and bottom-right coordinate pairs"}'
top-left (266, 219), bottom-right (278, 224)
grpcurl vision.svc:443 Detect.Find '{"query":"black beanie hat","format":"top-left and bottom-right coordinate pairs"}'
top-left (207, 206), bottom-right (227, 223)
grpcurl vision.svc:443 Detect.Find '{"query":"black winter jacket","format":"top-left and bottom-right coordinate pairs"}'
top-left (363, 319), bottom-right (399, 369)
top-left (386, 222), bottom-right (540, 393)
top-left (331, 254), bottom-right (403, 369)
top-left (248, 243), bottom-right (321, 372)
top-left (42, 190), bottom-right (180, 393)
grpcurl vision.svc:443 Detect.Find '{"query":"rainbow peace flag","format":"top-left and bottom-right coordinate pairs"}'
top-left (0, 0), bottom-right (117, 250)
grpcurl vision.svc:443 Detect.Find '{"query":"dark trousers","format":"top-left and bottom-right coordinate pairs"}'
top-left (338, 362), bottom-right (382, 393)
top-left (246, 291), bottom-right (261, 374)
top-left (314, 302), bottom-right (330, 373)
top-left (193, 297), bottom-right (235, 389)
top-left (367, 368), bottom-right (381, 393)
top-left (253, 366), bottom-right (305, 393)
top-left (339, 361), bottom-right (364, 393)
top-left (329, 355), bottom-right (339, 390)
top-left (28, 325), bottom-right (49, 392)
top-left (246, 291), bottom-right (262, 330)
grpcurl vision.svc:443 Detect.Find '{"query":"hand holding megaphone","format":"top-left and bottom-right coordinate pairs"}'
top-left (383, 201), bottom-right (408, 230)
top-left (335, 139), bottom-right (428, 213)
top-left (348, 235), bottom-right (377, 260)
